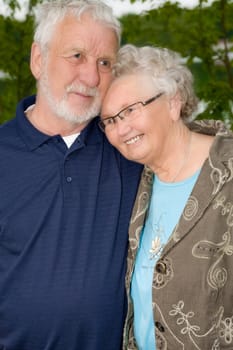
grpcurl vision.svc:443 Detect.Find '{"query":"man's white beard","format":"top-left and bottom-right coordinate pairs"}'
top-left (39, 69), bottom-right (102, 125)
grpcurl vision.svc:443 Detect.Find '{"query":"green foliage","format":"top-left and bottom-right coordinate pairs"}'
top-left (0, 0), bottom-right (232, 127)
top-left (0, 0), bottom-right (38, 122)
top-left (121, 0), bottom-right (233, 128)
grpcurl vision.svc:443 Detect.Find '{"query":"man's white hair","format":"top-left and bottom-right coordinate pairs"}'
top-left (34, 0), bottom-right (121, 51)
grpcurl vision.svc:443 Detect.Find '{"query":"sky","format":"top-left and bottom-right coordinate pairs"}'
top-left (0, 0), bottom-right (214, 20)
top-left (104, 0), bottom-right (206, 17)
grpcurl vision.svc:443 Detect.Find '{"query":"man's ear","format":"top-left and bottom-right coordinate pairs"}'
top-left (169, 93), bottom-right (182, 121)
top-left (30, 42), bottom-right (43, 80)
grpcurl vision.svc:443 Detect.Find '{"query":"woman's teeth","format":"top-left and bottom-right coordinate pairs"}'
top-left (125, 135), bottom-right (141, 145)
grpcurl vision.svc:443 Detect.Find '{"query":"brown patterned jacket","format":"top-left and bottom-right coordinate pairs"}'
top-left (123, 120), bottom-right (233, 350)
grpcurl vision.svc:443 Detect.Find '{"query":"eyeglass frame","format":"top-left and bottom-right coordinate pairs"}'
top-left (99, 92), bottom-right (164, 132)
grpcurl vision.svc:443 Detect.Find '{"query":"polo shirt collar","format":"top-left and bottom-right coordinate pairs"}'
top-left (16, 95), bottom-right (52, 151)
top-left (16, 95), bottom-right (103, 151)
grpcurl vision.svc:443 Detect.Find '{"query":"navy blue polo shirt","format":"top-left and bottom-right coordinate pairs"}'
top-left (0, 96), bottom-right (142, 350)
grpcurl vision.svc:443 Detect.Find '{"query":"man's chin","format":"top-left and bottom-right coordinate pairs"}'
top-left (56, 111), bottom-right (95, 125)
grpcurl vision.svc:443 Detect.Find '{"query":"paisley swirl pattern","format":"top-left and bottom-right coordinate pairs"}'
top-left (123, 123), bottom-right (233, 349)
top-left (183, 196), bottom-right (198, 221)
top-left (130, 192), bottom-right (150, 225)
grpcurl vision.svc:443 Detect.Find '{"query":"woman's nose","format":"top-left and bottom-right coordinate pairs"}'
top-left (115, 117), bottom-right (132, 136)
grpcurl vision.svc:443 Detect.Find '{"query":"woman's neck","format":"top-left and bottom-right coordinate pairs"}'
top-left (149, 128), bottom-right (214, 183)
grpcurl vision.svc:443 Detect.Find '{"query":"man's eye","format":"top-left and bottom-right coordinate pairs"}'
top-left (74, 53), bottom-right (82, 60)
top-left (63, 52), bottom-right (84, 65)
top-left (98, 59), bottom-right (112, 71)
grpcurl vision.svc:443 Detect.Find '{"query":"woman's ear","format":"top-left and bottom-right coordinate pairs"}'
top-left (169, 93), bottom-right (182, 121)
top-left (30, 42), bottom-right (43, 80)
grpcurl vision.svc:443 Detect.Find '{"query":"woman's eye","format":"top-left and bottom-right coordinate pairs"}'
top-left (125, 106), bottom-right (136, 116)
top-left (106, 118), bottom-right (115, 125)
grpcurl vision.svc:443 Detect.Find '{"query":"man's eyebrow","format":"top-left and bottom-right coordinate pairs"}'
top-left (60, 46), bottom-right (85, 55)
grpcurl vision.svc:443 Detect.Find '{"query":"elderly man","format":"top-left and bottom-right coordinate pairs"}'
top-left (0, 2), bottom-right (142, 349)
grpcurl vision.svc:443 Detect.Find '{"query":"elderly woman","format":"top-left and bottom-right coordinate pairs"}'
top-left (99, 44), bottom-right (233, 349)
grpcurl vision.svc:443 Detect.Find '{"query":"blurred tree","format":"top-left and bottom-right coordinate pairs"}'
top-left (0, 0), bottom-right (232, 126)
top-left (121, 0), bottom-right (233, 127)
top-left (0, 14), bottom-right (35, 122)
top-left (0, 0), bottom-right (40, 123)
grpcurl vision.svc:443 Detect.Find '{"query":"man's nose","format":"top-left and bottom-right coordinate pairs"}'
top-left (78, 61), bottom-right (101, 88)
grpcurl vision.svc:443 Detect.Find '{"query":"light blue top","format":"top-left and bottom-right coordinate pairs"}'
top-left (131, 170), bottom-right (200, 349)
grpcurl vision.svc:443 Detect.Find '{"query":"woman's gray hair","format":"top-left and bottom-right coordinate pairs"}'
top-left (113, 44), bottom-right (198, 121)
top-left (33, 0), bottom-right (121, 50)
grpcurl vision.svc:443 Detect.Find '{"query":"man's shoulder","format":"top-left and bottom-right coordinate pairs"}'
top-left (0, 95), bottom-right (35, 143)
top-left (0, 118), bottom-right (17, 139)
top-left (117, 152), bottom-right (143, 179)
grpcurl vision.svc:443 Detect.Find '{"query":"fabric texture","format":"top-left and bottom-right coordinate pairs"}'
top-left (123, 120), bottom-right (233, 350)
top-left (0, 95), bottom-right (142, 350)
top-left (131, 171), bottom-right (200, 349)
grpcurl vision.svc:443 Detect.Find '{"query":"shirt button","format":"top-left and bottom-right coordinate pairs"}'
top-left (155, 261), bottom-right (167, 274)
top-left (66, 176), bottom-right (72, 183)
top-left (155, 321), bottom-right (165, 333)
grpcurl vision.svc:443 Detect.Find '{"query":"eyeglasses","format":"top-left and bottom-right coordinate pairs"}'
top-left (99, 92), bottom-right (163, 132)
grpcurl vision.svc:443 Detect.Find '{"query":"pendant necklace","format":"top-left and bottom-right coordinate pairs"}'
top-left (148, 212), bottom-right (166, 260)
